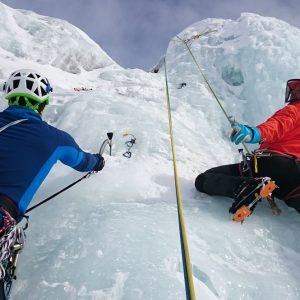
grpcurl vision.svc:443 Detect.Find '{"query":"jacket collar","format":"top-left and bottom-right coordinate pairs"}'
top-left (4, 106), bottom-right (42, 121)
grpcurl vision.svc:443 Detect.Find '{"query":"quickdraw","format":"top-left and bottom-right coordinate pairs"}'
top-left (123, 133), bottom-right (136, 158)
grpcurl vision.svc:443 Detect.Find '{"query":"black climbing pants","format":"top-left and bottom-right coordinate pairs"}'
top-left (195, 155), bottom-right (300, 213)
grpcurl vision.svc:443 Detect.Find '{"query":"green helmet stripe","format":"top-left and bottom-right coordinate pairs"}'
top-left (5, 92), bottom-right (49, 104)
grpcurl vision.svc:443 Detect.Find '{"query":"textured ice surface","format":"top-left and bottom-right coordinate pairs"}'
top-left (0, 5), bottom-right (299, 299)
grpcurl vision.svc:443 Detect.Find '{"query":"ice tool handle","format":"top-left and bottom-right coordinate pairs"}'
top-left (99, 132), bottom-right (114, 156)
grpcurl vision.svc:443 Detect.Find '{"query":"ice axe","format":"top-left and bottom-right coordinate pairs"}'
top-left (99, 132), bottom-right (113, 155)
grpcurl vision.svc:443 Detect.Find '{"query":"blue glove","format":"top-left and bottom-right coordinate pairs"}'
top-left (230, 122), bottom-right (261, 145)
top-left (94, 154), bottom-right (105, 171)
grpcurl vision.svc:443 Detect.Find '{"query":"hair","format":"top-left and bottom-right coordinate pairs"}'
top-left (8, 96), bottom-right (46, 114)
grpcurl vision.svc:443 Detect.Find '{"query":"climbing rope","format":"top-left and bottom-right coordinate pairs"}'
top-left (176, 34), bottom-right (251, 155)
top-left (164, 57), bottom-right (196, 300)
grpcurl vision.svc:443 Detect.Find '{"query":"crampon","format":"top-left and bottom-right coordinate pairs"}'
top-left (229, 177), bottom-right (278, 223)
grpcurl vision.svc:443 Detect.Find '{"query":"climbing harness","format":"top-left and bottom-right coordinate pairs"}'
top-left (164, 57), bottom-right (196, 300)
top-left (26, 132), bottom-right (113, 214)
top-left (123, 133), bottom-right (136, 158)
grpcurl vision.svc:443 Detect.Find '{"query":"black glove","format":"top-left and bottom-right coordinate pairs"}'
top-left (94, 154), bottom-right (105, 171)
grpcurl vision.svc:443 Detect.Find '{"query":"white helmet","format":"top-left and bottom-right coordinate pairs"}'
top-left (3, 69), bottom-right (53, 111)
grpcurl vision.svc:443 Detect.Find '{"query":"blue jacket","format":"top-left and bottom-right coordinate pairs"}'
top-left (0, 106), bottom-right (99, 215)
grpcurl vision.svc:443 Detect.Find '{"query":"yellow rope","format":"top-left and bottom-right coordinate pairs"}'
top-left (164, 57), bottom-right (196, 300)
top-left (253, 155), bottom-right (258, 174)
top-left (177, 35), bottom-right (251, 155)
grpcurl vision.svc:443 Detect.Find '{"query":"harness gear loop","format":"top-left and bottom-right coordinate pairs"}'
top-left (164, 57), bottom-right (196, 300)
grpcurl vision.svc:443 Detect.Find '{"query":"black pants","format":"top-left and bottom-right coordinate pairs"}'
top-left (195, 155), bottom-right (300, 213)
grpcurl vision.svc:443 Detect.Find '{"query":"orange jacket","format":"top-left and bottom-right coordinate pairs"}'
top-left (257, 101), bottom-right (300, 159)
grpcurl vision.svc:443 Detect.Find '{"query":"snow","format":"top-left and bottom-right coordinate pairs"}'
top-left (0, 4), bottom-right (299, 300)
top-left (0, 2), bottom-right (120, 91)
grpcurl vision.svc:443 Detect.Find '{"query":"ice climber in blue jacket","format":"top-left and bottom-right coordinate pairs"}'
top-left (0, 69), bottom-right (105, 228)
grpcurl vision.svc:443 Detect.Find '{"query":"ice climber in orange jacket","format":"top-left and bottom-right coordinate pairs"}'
top-left (195, 79), bottom-right (300, 217)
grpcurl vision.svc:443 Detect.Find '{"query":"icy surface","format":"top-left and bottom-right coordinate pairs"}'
top-left (0, 2), bottom-right (116, 75)
top-left (0, 7), bottom-right (299, 300)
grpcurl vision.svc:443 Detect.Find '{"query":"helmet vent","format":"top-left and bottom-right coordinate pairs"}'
top-left (13, 79), bottom-right (20, 89)
top-left (26, 80), bottom-right (34, 90)
top-left (28, 98), bottom-right (37, 105)
top-left (41, 79), bottom-right (47, 85)
top-left (40, 87), bottom-right (47, 96)
top-left (33, 88), bottom-right (39, 96)
top-left (28, 73), bottom-right (35, 79)
top-left (14, 72), bottom-right (21, 77)
top-left (19, 97), bottom-right (26, 106)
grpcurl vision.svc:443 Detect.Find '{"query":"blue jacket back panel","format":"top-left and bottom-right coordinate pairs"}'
top-left (0, 106), bottom-right (99, 215)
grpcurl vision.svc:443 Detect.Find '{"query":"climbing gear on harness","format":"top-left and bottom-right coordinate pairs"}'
top-left (238, 149), bottom-right (251, 174)
top-left (230, 177), bottom-right (278, 223)
top-left (164, 57), bottom-right (196, 300)
top-left (285, 79), bottom-right (300, 103)
top-left (123, 133), bottom-right (136, 158)
top-left (242, 149), bottom-right (300, 176)
top-left (25, 133), bottom-right (113, 214)
top-left (0, 211), bottom-right (27, 299)
top-left (0, 209), bottom-right (15, 240)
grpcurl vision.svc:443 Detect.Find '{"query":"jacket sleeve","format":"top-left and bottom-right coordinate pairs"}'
top-left (257, 104), bottom-right (299, 143)
top-left (56, 129), bottom-right (99, 172)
